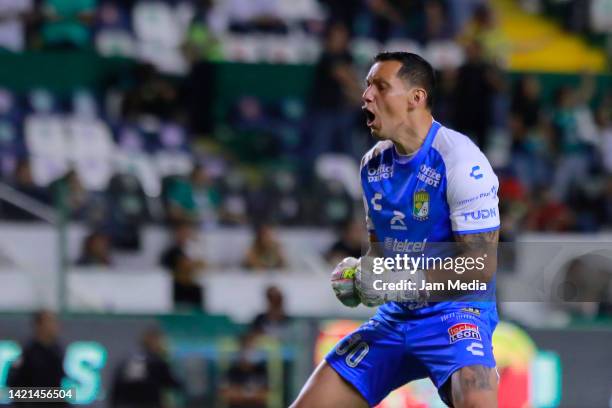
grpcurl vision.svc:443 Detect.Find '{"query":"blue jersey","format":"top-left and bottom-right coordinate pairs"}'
top-left (359, 120), bottom-right (500, 319)
top-left (325, 120), bottom-right (500, 406)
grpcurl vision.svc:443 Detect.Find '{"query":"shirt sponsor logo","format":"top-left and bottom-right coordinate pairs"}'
top-left (462, 208), bottom-right (497, 222)
top-left (390, 210), bottom-right (407, 230)
top-left (417, 164), bottom-right (441, 187)
top-left (456, 185), bottom-right (498, 206)
top-left (371, 193), bottom-right (382, 211)
top-left (461, 307), bottom-right (481, 316)
top-left (470, 165), bottom-right (483, 180)
top-left (367, 164), bottom-right (393, 182)
top-left (448, 323), bottom-right (481, 343)
top-left (412, 190), bottom-right (430, 221)
top-left (466, 342), bottom-right (485, 356)
top-left (384, 237), bottom-right (428, 253)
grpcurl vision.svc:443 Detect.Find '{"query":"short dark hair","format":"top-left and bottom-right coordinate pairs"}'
top-left (374, 52), bottom-right (436, 109)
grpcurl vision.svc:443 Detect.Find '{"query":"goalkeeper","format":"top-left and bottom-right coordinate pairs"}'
top-left (291, 52), bottom-right (500, 408)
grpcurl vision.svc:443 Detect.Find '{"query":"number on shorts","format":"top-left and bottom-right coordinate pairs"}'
top-left (335, 334), bottom-right (369, 367)
top-left (345, 341), bottom-right (369, 367)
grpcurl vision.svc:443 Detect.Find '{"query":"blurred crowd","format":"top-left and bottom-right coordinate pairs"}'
top-left (0, 0), bottom-right (611, 310)
top-left (7, 291), bottom-right (292, 407)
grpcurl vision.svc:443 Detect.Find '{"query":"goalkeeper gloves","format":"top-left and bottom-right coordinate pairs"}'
top-left (331, 257), bottom-right (429, 307)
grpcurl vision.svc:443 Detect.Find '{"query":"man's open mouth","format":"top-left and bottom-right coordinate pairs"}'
top-left (364, 108), bottom-right (376, 126)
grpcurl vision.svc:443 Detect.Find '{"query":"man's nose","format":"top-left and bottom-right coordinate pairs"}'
top-left (362, 85), bottom-right (374, 103)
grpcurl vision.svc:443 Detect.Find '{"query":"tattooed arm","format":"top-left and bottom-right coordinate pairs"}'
top-left (422, 229), bottom-right (499, 290)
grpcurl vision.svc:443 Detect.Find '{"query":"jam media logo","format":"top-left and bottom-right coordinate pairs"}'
top-left (417, 164), bottom-right (442, 187)
top-left (412, 190), bottom-right (429, 221)
top-left (448, 323), bottom-right (481, 343)
top-left (367, 164), bottom-right (393, 182)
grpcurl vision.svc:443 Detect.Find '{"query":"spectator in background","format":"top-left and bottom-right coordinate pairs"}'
top-left (76, 230), bottom-right (112, 266)
top-left (160, 221), bottom-right (206, 270)
top-left (40, 0), bottom-right (96, 49)
top-left (526, 187), bottom-right (575, 231)
top-left (551, 76), bottom-right (597, 201)
top-left (596, 102), bottom-right (612, 174)
top-left (161, 236), bottom-right (205, 311)
top-left (418, 0), bottom-right (454, 45)
top-left (12, 158), bottom-right (49, 202)
top-left (508, 114), bottom-right (554, 191)
top-left (458, 3), bottom-right (510, 67)
top-left (326, 218), bottom-right (364, 265)
top-left (318, 0), bottom-right (361, 34)
top-left (220, 331), bottom-right (268, 408)
top-left (183, 0), bottom-right (223, 64)
top-left (243, 224), bottom-right (287, 270)
top-left (121, 64), bottom-right (180, 121)
top-left (8, 310), bottom-right (67, 407)
top-left (307, 22), bottom-right (362, 162)
top-left (50, 169), bottom-right (89, 219)
top-left (510, 75), bottom-right (542, 129)
top-left (165, 165), bottom-right (221, 226)
top-left (105, 172), bottom-right (149, 251)
top-left (360, 0), bottom-right (419, 43)
top-left (111, 326), bottom-right (183, 408)
top-left (453, 39), bottom-right (501, 148)
top-left (498, 173), bottom-right (529, 241)
top-left (182, 0), bottom-right (220, 136)
top-left (251, 286), bottom-right (290, 339)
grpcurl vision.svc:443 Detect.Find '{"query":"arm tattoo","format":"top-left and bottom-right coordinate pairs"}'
top-left (453, 230), bottom-right (499, 252)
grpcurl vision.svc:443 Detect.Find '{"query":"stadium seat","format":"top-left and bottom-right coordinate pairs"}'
top-left (132, 1), bottom-right (190, 74)
top-left (136, 40), bottom-right (189, 75)
top-left (132, 1), bottom-right (185, 48)
top-left (24, 114), bottom-right (69, 186)
top-left (350, 37), bottom-right (381, 65)
top-left (155, 151), bottom-right (194, 178)
top-left (383, 39), bottom-right (422, 55)
top-left (219, 34), bottom-right (260, 62)
top-left (424, 40), bottom-right (465, 69)
top-left (314, 153), bottom-right (361, 199)
top-left (260, 35), bottom-right (301, 64)
top-left (95, 28), bottom-right (136, 58)
top-left (66, 117), bottom-right (116, 191)
top-left (277, 0), bottom-right (325, 23)
top-left (71, 89), bottom-right (100, 119)
top-left (113, 151), bottom-right (161, 197)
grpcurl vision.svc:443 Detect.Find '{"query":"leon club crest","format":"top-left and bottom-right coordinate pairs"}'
top-left (413, 190), bottom-right (429, 221)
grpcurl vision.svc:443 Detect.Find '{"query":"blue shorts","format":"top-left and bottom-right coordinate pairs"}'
top-left (325, 305), bottom-right (498, 407)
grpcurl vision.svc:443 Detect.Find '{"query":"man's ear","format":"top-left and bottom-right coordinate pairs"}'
top-left (412, 88), bottom-right (427, 107)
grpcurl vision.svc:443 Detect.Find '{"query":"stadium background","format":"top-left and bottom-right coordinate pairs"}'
top-left (0, 0), bottom-right (611, 406)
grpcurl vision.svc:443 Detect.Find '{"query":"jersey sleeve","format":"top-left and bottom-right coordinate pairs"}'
top-left (362, 194), bottom-right (375, 235)
top-left (446, 152), bottom-right (500, 235)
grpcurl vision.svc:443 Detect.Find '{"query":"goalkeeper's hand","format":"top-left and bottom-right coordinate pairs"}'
top-left (330, 257), bottom-right (361, 308)
top-left (331, 256), bottom-right (429, 308)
